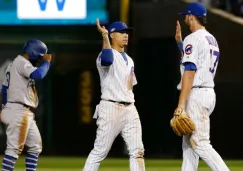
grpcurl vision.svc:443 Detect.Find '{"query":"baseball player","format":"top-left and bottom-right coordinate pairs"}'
top-left (82, 19), bottom-right (145, 171)
top-left (0, 39), bottom-right (52, 171)
top-left (174, 2), bottom-right (230, 171)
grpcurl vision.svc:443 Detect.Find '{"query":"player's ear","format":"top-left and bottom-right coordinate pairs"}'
top-left (110, 33), bottom-right (114, 39)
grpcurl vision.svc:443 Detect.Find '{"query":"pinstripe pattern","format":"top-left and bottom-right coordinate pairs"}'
top-left (97, 49), bottom-right (137, 103)
top-left (177, 29), bottom-right (219, 90)
top-left (83, 49), bottom-right (144, 171)
top-left (178, 29), bottom-right (229, 171)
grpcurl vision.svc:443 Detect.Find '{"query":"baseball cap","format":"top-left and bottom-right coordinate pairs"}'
top-left (178, 2), bottom-right (207, 17)
top-left (108, 21), bottom-right (133, 34)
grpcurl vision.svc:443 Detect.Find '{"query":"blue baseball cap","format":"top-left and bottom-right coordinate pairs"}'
top-left (108, 21), bottom-right (133, 34)
top-left (178, 2), bottom-right (207, 17)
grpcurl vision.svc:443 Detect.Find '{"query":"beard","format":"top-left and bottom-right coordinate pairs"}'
top-left (184, 20), bottom-right (192, 33)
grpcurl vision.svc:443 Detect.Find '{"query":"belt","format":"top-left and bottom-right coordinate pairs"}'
top-left (8, 102), bottom-right (35, 112)
top-left (192, 86), bottom-right (213, 89)
top-left (105, 100), bottom-right (132, 106)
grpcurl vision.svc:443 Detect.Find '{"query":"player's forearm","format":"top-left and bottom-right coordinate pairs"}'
top-left (102, 33), bottom-right (111, 49)
top-left (178, 71), bottom-right (195, 109)
top-left (30, 61), bottom-right (50, 80)
top-left (177, 41), bottom-right (184, 56)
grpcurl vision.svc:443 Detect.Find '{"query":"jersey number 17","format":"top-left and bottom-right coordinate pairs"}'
top-left (209, 49), bottom-right (219, 74)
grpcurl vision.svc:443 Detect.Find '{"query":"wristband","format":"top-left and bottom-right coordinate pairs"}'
top-left (102, 31), bottom-right (108, 36)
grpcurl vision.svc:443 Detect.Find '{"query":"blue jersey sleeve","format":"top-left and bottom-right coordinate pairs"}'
top-left (184, 62), bottom-right (197, 71)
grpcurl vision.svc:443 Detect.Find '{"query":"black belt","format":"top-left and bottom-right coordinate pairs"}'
top-left (105, 100), bottom-right (132, 106)
top-left (8, 102), bottom-right (35, 112)
top-left (192, 86), bottom-right (213, 89)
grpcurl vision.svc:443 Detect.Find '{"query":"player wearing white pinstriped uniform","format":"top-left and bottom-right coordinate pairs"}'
top-left (177, 30), bottom-right (218, 89)
top-left (98, 49), bottom-right (136, 102)
top-left (175, 2), bottom-right (229, 171)
top-left (82, 19), bottom-right (145, 171)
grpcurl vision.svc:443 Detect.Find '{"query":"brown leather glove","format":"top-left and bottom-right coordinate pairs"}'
top-left (170, 108), bottom-right (196, 136)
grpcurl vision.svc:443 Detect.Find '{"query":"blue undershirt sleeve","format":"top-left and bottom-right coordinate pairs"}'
top-left (30, 61), bottom-right (50, 80)
top-left (183, 62), bottom-right (197, 71)
top-left (1, 85), bottom-right (7, 105)
top-left (177, 41), bottom-right (184, 56)
top-left (100, 49), bottom-right (114, 66)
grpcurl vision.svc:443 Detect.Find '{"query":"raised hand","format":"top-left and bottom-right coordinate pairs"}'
top-left (96, 18), bottom-right (108, 35)
top-left (43, 54), bottom-right (52, 62)
top-left (175, 20), bottom-right (182, 43)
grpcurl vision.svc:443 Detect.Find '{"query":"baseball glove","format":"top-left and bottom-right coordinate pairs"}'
top-left (170, 108), bottom-right (195, 136)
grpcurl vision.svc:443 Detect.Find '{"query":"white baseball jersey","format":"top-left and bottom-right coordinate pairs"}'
top-left (178, 29), bottom-right (229, 171)
top-left (177, 29), bottom-right (219, 90)
top-left (83, 49), bottom-right (145, 171)
top-left (2, 55), bottom-right (39, 108)
top-left (97, 49), bottom-right (137, 103)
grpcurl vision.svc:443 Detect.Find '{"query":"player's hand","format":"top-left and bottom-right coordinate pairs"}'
top-left (175, 20), bottom-right (182, 43)
top-left (43, 54), bottom-right (52, 63)
top-left (96, 18), bottom-right (108, 36)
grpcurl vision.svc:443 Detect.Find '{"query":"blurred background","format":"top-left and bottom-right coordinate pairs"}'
top-left (0, 0), bottom-right (242, 169)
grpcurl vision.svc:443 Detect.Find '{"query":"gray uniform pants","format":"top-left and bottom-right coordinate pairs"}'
top-left (1, 103), bottom-right (42, 158)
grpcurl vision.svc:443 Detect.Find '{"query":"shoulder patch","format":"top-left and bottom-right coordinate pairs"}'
top-left (185, 44), bottom-right (193, 55)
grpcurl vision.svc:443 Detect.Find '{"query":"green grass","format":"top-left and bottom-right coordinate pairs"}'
top-left (6, 156), bottom-right (243, 171)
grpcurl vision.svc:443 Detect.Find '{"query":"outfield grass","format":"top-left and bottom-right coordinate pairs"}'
top-left (11, 157), bottom-right (243, 171)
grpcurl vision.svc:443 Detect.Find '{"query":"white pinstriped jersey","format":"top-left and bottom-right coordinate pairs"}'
top-left (97, 49), bottom-right (137, 103)
top-left (177, 29), bottom-right (219, 90)
top-left (2, 55), bottom-right (39, 108)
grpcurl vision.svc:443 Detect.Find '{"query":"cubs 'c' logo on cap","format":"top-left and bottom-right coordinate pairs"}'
top-left (185, 44), bottom-right (193, 55)
top-left (110, 28), bottom-right (115, 32)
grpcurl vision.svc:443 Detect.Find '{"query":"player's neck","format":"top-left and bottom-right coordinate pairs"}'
top-left (190, 24), bottom-right (205, 33)
top-left (111, 44), bottom-right (125, 53)
top-left (22, 54), bottom-right (30, 61)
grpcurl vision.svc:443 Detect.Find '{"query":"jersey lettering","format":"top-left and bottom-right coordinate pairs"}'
top-left (177, 30), bottom-right (219, 90)
top-left (209, 49), bottom-right (220, 74)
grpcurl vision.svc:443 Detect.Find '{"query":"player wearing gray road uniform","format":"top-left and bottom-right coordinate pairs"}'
top-left (175, 2), bottom-right (229, 171)
top-left (82, 19), bottom-right (145, 171)
top-left (0, 39), bottom-right (52, 171)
